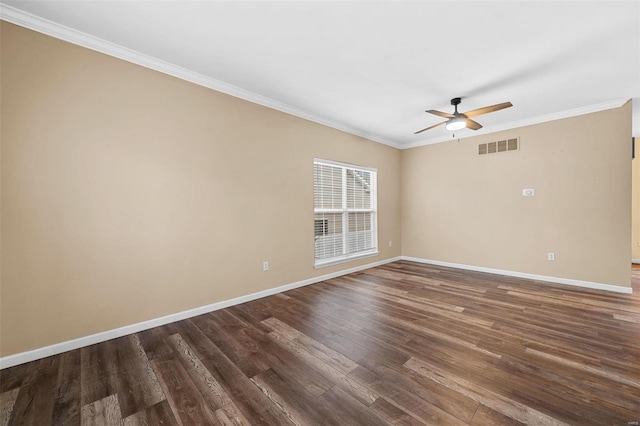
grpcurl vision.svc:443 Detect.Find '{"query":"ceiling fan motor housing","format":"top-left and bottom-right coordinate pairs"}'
top-left (451, 97), bottom-right (461, 114)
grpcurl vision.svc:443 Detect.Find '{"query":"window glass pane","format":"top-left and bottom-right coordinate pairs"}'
top-left (314, 213), bottom-right (343, 260)
top-left (314, 164), bottom-right (342, 209)
top-left (346, 169), bottom-right (371, 209)
top-left (348, 212), bottom-right (373, 253)
top-left (314, 218), bottom-right (328, 237)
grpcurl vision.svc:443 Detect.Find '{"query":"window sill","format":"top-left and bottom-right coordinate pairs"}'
top-left (314, 250), bottom-right (380, 269)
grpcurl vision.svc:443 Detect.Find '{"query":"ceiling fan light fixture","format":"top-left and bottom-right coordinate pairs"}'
top-left (414, 98), bottom-right (511, 135)
top-left (445, 116), bottom-right (466, 131)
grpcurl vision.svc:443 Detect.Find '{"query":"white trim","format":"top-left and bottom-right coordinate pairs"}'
top-left (313, 159), bottom-right (378, 268)
top-left (0, 5), bottom-right (402, 150)
top-left (633, 258), bottom-right (640, 264)
top-left (2, 6), bottom-right (632, 151)
top-left (313, 158), bottom-right (377, 173)
top-left (314, 251), bottom-right (379, 269)
top-left (403, 98), bottom-right (630, 149)
top-left (401, 256), bottom-right (633, 294)
top-left (0, 256), bottom-right (401, 370)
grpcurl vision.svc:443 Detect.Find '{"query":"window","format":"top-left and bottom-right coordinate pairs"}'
top-left (313, 159), bottom-right (378, 267)
top-left (314, 219), bottom-right (329, 237)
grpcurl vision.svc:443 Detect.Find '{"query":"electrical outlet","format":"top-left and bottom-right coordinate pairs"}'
top-left (263, 261), bottom-right (269, 271)
top-left (388, 240), bottom-right (392, 247)
top-left (547, 252), bottom-right (555, 261)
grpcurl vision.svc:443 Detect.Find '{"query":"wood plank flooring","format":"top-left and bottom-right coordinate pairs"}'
top-left (1, 261), bottom-right (639, 425)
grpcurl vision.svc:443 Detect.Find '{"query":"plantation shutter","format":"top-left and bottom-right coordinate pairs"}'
top-left (313, 159), bottom-right (378, 267)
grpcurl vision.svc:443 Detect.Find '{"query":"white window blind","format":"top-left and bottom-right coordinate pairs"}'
top-left (313, 159), bottom-right (378, 267)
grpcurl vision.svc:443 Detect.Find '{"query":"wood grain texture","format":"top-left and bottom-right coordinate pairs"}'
top-left (51, 350), bottom-right (81, 426)
top-left (121, 400), bottom-right (177, 426)
top-left (81, 394), bottom-right (122, 426)
top-left (2, 261), bottom-right (639, 425)
top-left (112, 335), bottom-right (165, 418)
top-left (0, 364), bottom-right (27, 394)
top-left (167, 333), bottom-right (233, 410)
top-left (0, 388), bottom-right (20, 426)
top-left (151, 358), bottom-right (217, 425)
top-left (470, 404), bottom-right (524, 426)
top-left (8, 357), bottom-right (59, 426)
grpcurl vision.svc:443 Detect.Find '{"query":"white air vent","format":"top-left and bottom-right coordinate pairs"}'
top-left (479, 137), bottom-right (519, 155)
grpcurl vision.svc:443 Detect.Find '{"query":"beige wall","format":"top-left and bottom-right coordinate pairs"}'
top-left (401, 103), bottom-right (632, 288)
top-left (1, 22), bottom-right (635, 359)
top-left (633, 137), bottom-right (640, 261)
top-left (0, 23), bottom-right (402, 357)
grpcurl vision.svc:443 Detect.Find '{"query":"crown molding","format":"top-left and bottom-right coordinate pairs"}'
top-left (402, 98), bottom-right (631, 149)
top-left (0, 5), bottom-right (402, 150)
top-left (1, 5), bottom-right (632, 150)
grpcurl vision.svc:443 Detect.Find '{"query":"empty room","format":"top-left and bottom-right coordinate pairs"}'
top-left (1, 1), bottom-right (639, 425)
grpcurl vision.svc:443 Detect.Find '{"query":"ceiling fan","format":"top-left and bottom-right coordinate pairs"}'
top-left (414, 97), bottom-right (513, 134)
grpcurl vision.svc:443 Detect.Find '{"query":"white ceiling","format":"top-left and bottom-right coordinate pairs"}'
top-left (2, 1), bottom-right (639, 148)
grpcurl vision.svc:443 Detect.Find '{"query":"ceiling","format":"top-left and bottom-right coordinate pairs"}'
top-left (2, 1), bottom-right (639, 148)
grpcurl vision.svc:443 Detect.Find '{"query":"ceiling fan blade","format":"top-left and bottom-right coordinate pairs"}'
top-left (414, 121), bottom-right (446, 134)
top-left (463, 102), bottom-right (513, 118)
top-left (426, 109), bottom-right (455, 119)
top-left (466, 118), bottom-right (483, 130)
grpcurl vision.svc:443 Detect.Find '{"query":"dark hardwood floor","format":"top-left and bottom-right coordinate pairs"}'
top-left (1, 261), bottom-right (639, 425)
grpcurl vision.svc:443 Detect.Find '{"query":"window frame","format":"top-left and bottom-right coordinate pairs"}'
top-left (313, 158), bottom-right (379, 268)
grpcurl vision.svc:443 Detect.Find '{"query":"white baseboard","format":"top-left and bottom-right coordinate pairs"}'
top-left (0, 256), bottom-right (401, 370)
top-left (633, 258), bottom-right (640, 264)
top-left (401, 256), bottom-right (633, 295)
